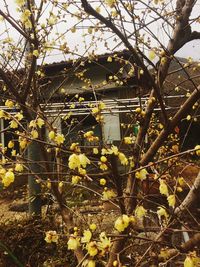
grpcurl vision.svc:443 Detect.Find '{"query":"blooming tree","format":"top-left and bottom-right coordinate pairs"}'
top-left (0, 0), bottom-right (200, 266)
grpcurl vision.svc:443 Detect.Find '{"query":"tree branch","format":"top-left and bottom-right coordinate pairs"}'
top-left (175, 171), bottom-right (200, 217)
top-left (140, 87), bottom-right (200, 165)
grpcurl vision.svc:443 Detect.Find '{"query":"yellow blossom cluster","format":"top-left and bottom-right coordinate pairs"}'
top-left (124, 136), bottom-right (135, 145)
top-left (0, 169), bottom-right (15, 187)
top-left (114, 214), bottom-right (132, 232)
top-left (157, 207), bottom-right (169, 220)
top-left (84, 131), bottom-right (99, 142)
top-left (15, 0), bottom-right (25, 6)
top-left (71, 175), bottom-right (81, 184)
top-left (66, 225), bottom-right (111, 260)
top-left (135, 205), bottom-right (147, 218)
top-left (102, 187), bottom-right (116, 200)
top-left (15, 163), bottom-right (24, 172)
top-left (159, 179), bottom-right (169, 196)
top-left (105, 0), bottom-right (116, 8)
top-left (68, 153), bottom-right (90, 171)
top-left (48, 129), bottom-right (65, 145)
top-left (20, 9), bottom-right (32, 29)
top-left (19, 136), bottom-right (28, 150)
top-left (70, 142), bottom-right (80, 152)
top-left (5, 99), bottom-right (15, 108)
top-left (135, 168), bottom-right (148, 180)
top-left (98, 145), bottom-right (128, 169)
top-left (28, 118), bottom-right (45, 139)
top-left (54, 133), bottom-right (65, 145)
top-left (81, 229), bottom-right (92, 243)
top-left (67, 236), bottom-right (80, 250)
top-left (97, 232), bottom-right (111, 253)
top-left (91, 102), bottom-right (105, 122)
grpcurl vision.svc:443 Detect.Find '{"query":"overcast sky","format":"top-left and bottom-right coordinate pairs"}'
top-left (0, 1), bottom-right (200, 64)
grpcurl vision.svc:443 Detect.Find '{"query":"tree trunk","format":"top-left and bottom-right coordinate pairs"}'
top-left (28, 140), bottom-right (42, 215)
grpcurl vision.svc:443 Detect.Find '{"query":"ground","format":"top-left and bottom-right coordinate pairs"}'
top-left (0, 162), bottom-right (200, 267)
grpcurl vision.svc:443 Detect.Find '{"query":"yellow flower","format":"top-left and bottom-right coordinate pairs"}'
top-left (2, 170), bottom-right (15, 187)
top-left (79, 97), bottom-right (84, 102)
top-left (31, 129), bottom-right (39, 139)
top-left (10, 120), bottom-right (18, 129)
top-left (0, 168), bottom-right (6, 178)
top-left (24, 19), bottom-right (32, 29)
top-left (78, 168), bottom-right (86, 176)
top-left (114, 215), bottom-right (130, 232)
top-left (15, 0), bottom-right (25, 6)
top-left (99, 162), bottom-right (108, 171)
top-left (84, 131), bottom-right (93, 138)
top-left (93, 147), bottom-right (98, 154)
top-left (8, 141), bottom-right (14, 149)
top-left (54, 133), bottom-right (65, 145)
top-left (109, 145), bottom-right (118, 155)
top-left (67, 237), bottom-right (80, 250)
top-left (11, 150), bottom-right (16, 156)
top-left (124, 136), bottom-right (134, 144)
top-left (149, 50), bottom-right (156, 60)
top-left (167, 195), bottom-right (176, 208)
top-left (33, 50), bottom-right (39, 57)
top-left (135, 205), bottom-right (147, 218)
top-left (159, 248), bottom-right (170, 261)
top-left (29, 120), bottom-right (37, 128)
top-left (48, 130), bottom-right (55, 140)
top-left (157, 207), bottom-right (169, 219)
top-left (5, 99), bottom-right (14, 108)
top-left (89, 223), bottom-right (97, 231)
top-left (88, 260), bottom-right (96, 267)
top-left (195, 145), bottom-right (200, 156)
top-left (102, 188), bottom-right (116, 200)
top-left (47, 181), bottom-right (51, 189)
top-left (48, 15), bottom-right (57, 26)
top-left (98, 232), bottom-right (111, 251)
top-left (178, 177), bottom-right (185, 186)
top-left (135, 169), bottom-right (148, 180)
top-left (20, 9), bottom-right (31, 23)
top-left (100, 156), bottom-right (107, 163)
top-left (87, 241), bottom-right (98, 256)
top-left (107, 56), bottom-right (112, 62)
top-left (79, 154), bottom-right (90, 168)
top-left (118, 152), bottom-right (128, 165)
top-left (45, 230), bottom-right (58, 243)
top-left (186, 115), bottom-right (191, 121)
top-left (15, 112), bottom-right (23, 121)
top-left (81, 230), bottom-right (92, 243)
top-left (71, 175), bottom-right (81, 184)
top-left (135, 107), bottom-right (141, 113)
top-left (95, 6), bottom-right (101, 13)
top-left (99, 102), bottom-right (105, 110)
top-left (92, 107), bottom-right (99, 114)
top-left (19, 138), bottom-right (28, 149)
top-left (101, 148), bottom-right (108, 155)
top-left (159, 179), bottom-right (169, 196)
top-left (70, 142), bottom-right (80, 152)
top-left (58, 181), bottom-right (63, 190)
top-left (36, 118), bottom-right (45, 128)
top-left (100, 178), bottom-right (106, 185)
top-left (68, 154), bottom-right (80, 170)
top-left (105, 0), bottom-right (116, 7)
top-left (15, 163), bottom-right (24, 172)
top-left (184, 256), bottom-right (194, 267)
